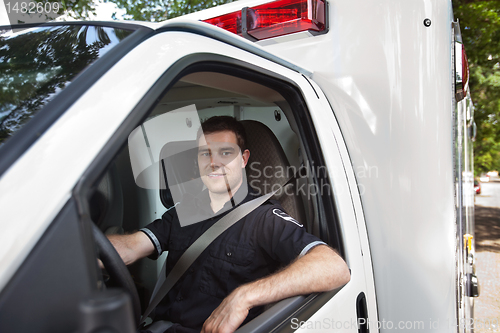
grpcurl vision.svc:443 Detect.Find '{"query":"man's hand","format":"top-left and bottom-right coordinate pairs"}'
top-left (201, 287), bottom-right (250, 333)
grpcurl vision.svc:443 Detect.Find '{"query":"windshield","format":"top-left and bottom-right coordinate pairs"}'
top-left (0, 25), bottom-right (133, 147)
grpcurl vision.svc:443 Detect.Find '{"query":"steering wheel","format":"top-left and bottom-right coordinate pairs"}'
top-left (92, 223), bottom-right (141, 326)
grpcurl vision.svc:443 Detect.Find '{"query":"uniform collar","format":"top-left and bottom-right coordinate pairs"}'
top-left (176, 183), bottom-right (255, 227)
top-left (195, 183), bottom-right (252, 216)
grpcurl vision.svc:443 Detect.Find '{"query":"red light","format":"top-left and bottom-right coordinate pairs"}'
top-left (203, 0), bottom-right (326, 41)
top-left (203, 11), bottom-right (242, 35)
top-left (462, 46), bottom-right (469, 96)
top-left (247, 8), bottom-right (300, 30)
top-left (247, 0), bottom-right (325, 40)
top-left (455, 42), bottom-right (470, 101)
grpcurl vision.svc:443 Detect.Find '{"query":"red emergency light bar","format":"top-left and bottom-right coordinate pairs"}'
top-left (455, 42), bottom-right (470, 101)
top-left (204, 11), bottom-right (242, 35)
top-left (203, 0), bottom-right (326, 41)
top-left (462, 46), bottom-right (469, 97)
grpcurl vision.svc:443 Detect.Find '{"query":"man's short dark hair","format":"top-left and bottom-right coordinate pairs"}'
top-left (198, 116), bottom-right (247, 152)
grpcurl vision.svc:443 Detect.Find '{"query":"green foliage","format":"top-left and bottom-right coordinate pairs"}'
top-left (453, 0), bottom-right (500, 175)
top-left (58, 0), bottom-right (234, 21)
top-left (104, 0), bottom-right (235, 21)
top-left (57, 0), bottom-right (97, 20)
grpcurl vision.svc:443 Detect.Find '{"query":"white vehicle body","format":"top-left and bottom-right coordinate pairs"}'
top-left (0, 0), bottom-right (476, 332)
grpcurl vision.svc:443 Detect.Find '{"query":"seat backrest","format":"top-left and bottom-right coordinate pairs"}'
top-left (241, 120), bottom-right (306, 224)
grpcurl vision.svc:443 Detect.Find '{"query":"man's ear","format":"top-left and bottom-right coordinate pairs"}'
top-left (241, 149), bottom-right (250, 167)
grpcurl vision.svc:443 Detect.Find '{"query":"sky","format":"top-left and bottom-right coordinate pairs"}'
top-left (86, 1), bottom-right (127, 20)
top-left (0, 0), bottom-right (126, 25)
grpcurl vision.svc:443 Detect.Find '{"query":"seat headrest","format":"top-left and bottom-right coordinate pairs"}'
top-left (241, 120), bottom-right (290, 198)
top-left (159, 140), bottom-right (203, 208)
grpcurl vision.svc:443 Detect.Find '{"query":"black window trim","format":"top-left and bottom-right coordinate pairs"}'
top-left (0, 22), bottom-right (154, 177)
top-left (73, 54), bottom-right (345, 332)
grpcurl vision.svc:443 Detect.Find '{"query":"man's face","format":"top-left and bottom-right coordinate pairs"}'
top-left (197, 130), bottom-right (250, 196)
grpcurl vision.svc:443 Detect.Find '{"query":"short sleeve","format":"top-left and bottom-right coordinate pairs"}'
top-left (140, 209), bottom-right (175, 260)
top-left (255, 204), bottom-right (326, 266)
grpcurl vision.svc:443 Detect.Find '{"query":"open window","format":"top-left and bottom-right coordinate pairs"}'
top-left (83, 62), bottom-right (344, 331)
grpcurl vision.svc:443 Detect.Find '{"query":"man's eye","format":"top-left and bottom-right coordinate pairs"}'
top-left (200, 152), bottom-right (210, 157)
top-left (222, 151), bottom-right (233, 156)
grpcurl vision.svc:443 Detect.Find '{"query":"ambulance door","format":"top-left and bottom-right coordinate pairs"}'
top-left (66, 23), bottom-right (378, 331)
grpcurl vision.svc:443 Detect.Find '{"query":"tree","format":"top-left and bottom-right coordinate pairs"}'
top-left (107, 0), bottom-right (235, 21)
top-left (59, 0), bottom-right (99, 19)
top-left (58, 0), bottom-right (235, 21)
top-left (453, 0), bottom-right (500, 175)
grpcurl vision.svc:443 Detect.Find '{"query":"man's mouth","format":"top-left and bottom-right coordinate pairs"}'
top-left (208, 173), bottom-right (226, 178)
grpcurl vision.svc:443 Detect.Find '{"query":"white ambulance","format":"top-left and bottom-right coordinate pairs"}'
top-left (0, 0), bottom-right (477, 332)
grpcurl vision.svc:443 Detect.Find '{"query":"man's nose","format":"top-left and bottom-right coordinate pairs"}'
top-left (210, 153), bottom-right (223, 168)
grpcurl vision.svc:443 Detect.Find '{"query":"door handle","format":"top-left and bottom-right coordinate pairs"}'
top-left (466, 273), bottom-right (480, 297)
top-left (356, 292), bottom-right (369, 333)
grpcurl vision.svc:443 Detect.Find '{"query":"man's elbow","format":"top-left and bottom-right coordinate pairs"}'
top-left (308, 245), bottom-right (350, 291)
top-left (326, 252), bottom-right (351, 291)
top-left (335, 261), bottom-right (351, 288)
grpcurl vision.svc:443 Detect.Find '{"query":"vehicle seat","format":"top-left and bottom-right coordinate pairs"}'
top-left (241, 120), bottom-right (306, 224)
top-left (159, 140), bottom-right (204, 209)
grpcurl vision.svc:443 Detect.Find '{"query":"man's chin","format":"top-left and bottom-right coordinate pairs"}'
top-left (202, 179), bottom-right (227, 192)
top-left (203, 182), bottom-right (237, 195)
top-left (201, 175), bottom-right (243, 194)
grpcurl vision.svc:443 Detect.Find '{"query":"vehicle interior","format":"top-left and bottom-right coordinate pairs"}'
top-left (88, 68), bottom-right (343, 331)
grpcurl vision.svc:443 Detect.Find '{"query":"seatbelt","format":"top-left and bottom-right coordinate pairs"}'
top-left (140, 186), bottom-right (283, 325)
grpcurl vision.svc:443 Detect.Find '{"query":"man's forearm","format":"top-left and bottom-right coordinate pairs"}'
top-left (201, 244), bottom-right (350, 333)
top-left (239, 244), bottom-right (350, 309)
top-left (108, 231), bottom-right (155, 265)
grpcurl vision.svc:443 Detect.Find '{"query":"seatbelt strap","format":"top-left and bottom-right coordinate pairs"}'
top-left (140, 186), bottom-right (283, 325)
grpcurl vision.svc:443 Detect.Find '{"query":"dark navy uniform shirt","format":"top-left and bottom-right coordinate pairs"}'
top-left (140, 185), bottom-right (325, 330)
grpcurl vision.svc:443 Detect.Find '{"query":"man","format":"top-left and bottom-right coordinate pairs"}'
top-left (108, 116), bottom-right (350, 333)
